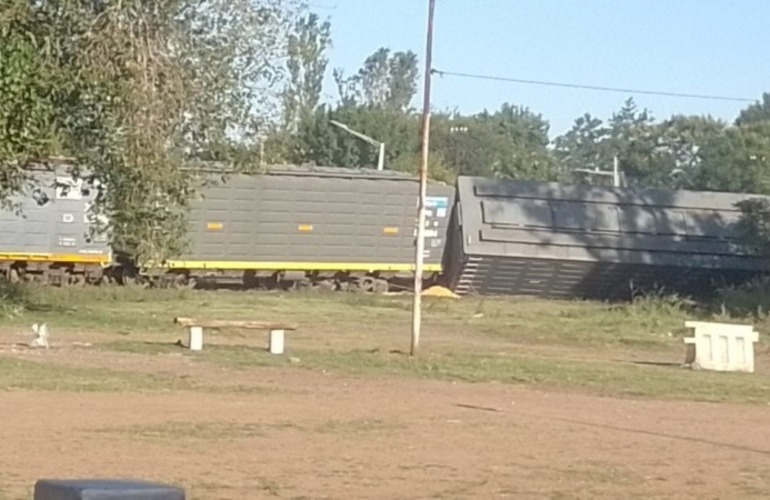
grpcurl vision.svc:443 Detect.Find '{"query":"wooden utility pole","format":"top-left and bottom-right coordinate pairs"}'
top-left (411, 0), bottom-right (436, 356)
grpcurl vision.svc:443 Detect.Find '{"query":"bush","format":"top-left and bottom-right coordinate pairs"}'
top-left (714, 276), bottom-right (770, 318)
top-left (0, 280), bottom-right (39, 317)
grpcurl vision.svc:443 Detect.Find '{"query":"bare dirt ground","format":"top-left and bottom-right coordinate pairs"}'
top-left (2, 344), bottom-right (770, 499)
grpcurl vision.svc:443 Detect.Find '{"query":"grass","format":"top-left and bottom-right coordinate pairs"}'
top-left (0, 284), bottom-right (769, 403)
top-left (99, 339), bottom-right (770, 404)
top-left (0, 357), bottom-right (196, 392)
top-left (93, 418), bottom-right (397, 443)
top-left (0, 355), bottom-right (268, 394)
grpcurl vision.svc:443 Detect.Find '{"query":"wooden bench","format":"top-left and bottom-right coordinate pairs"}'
top-left (683, 321), bottom-right (759, 373)
top-left (174, 317), bottom-right (298, 354)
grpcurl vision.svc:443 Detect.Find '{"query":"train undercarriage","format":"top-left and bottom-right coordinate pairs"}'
top-left (0, 260), bottom-right (439, 294)
top-left (122, 267), bottom-right (439, 293)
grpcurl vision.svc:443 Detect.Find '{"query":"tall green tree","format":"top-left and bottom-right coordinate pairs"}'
top-left (0, 2), bottom-right (67, 206)
top-left (294, 104), bottom-right (419, 169)
top-left (0, 0), bottom-right (301, 263)
top-left (282, 12), bottom-right (332, 130)
top-left (431, 104), bottom-right (559, 181)
top-left (553, 113), bottom-right (612, 183)
top-left (333, 48), bottom-right (419, 111)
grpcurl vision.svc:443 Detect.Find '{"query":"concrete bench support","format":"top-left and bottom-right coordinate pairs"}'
top-left (174, 317), bottom-right (297, 354)
top-left (683, 321), bottom-right (760, 373)
top-left (269, 329), bottom-right (285, 354)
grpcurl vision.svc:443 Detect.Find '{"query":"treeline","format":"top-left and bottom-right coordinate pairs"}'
top-left (263, 15), bottom-right (770, 194)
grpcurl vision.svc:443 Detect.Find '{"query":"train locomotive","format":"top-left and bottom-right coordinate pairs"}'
top-left (2, 163), bottom-right (769, 299)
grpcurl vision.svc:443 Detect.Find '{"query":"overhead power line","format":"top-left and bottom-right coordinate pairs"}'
top-left (431, 69), bottom-right (756, 103)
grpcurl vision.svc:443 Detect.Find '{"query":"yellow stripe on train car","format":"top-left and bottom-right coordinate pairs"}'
top-left (157, 260), bottom-right (443, 273)
top-left (0, 252), bottom-right (112, 265)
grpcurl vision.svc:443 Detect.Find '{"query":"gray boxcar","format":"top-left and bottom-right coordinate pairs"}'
top-left (0, 169), bottom-right (111, 284)
top-left (160, 166), bottom-right (455, 291)
top-left (443, 176), bottom-right (770, 299)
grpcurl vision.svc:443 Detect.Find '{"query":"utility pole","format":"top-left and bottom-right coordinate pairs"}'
top-left (329, 120), bottom-right (386, 171)
top-left (411, 0), bottom-right (436, 356)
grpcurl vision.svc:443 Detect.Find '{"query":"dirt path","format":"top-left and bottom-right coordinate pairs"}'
top-left (2, 368), bottom-right (770, 499)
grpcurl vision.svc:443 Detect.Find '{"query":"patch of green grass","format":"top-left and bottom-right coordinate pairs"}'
top-left (0, 284), bottom-right (714, 352)
top-left (99, 341), bottom-right (770, 404)
top-left (0, 356), bottom-right (195, 392)
top-left (0, 355), bottom-right (268, 395)
top-left (294, 349), bottom-right (770, 404)
top-left (5, 286), bottom-right (770, 404)
top-left (95, 418), bottom-right (396, 443)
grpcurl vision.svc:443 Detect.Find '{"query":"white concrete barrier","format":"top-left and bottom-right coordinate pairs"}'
top-left (188, 326), bottom-right (204, 351)
top-left (683, 321), bottom-right (759, 373)
top-left (269, 329), bottom-right (285, 355)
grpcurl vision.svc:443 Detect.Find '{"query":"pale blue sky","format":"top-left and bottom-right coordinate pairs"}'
top-left (314, 0), bottom-right (770, 137)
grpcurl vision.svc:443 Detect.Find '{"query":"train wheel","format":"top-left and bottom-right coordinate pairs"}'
top-left (349, 277), bottom-right (375, 293)
top-left (361, 277), bottom-right (377, 293)
top-left (68, 274), bottom-right (86, 287)
top-left (373, 278), bottom-right (389, 294)
top-left (307, 279), bottom-right (335, 293)
top-left (120, 269), bottom-right (149, 288)
top-left (171, 273), bottom-right (196, 289)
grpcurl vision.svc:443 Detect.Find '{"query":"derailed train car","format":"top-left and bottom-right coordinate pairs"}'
top-left (443, 176), bottom-right (770, 299)
top-left (0, 169), bottom-right (111, 284)
top-left (152, 166), bottom-right (456, 291)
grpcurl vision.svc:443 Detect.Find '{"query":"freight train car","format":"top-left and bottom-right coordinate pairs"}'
top-left (0, 169), bottom-right (112, 285)
top-left (443, 176), bottom-right (770, 299)
top-left (148, 166), bottom-right (456, 292)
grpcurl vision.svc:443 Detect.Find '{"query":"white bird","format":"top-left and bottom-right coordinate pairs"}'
top-left (29, 323), bottom-right (50, 349)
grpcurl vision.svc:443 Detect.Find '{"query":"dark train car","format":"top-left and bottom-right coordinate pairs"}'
top-left (159, 165), bottom-right (456, 291)
top-left (443, 176), bottom-right (770, 299)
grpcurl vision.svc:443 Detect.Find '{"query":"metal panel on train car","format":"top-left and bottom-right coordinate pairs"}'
top-left (445, 176), bottom-right (770, 299)
top-left (0, 170), bottom-right (111, 265)
top-left (174, 166), bottom-right (455, 271)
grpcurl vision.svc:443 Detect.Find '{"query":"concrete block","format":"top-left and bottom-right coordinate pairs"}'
top-left (269, 329), bottom-right (285, 354)
top-left (188, 326), bottom-right (203, 351)
top-left (683, 321), bottom-right (759, 373)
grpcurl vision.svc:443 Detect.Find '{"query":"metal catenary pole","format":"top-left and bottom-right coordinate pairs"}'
top-left (411, 0), bottom-right (436, 356)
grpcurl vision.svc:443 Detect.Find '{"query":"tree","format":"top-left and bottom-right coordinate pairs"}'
top-left (688, 121), bottom-right (770, 193)
top-left (605, 99), bottom-right (663, 186)
top-left (333, 48), bottom-right (419, 111)
top-left (282, 12), bottom-right (332, 130)
top-left (0, 1), bottom-right (67, 207)
top-left (430, 104), bottom-right (559, 181)
top-left (553, 113), bottom-right (613, 183)
top-left (293, 104), bottom-right (419, 169)
top-left (653, 115), bottom-right (728, 190)
top-left (555, 99), bottom-right (666, 187)
top-left (0, 0), bottom-right (302, 263)
top-left (736, 93), bottom-right (770, 126)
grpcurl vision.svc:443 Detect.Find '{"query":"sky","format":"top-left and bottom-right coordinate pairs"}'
top-left (312, 0), bottom-right (770, 138)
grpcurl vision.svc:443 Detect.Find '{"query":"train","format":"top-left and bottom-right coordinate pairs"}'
top-left (2, 164), bottom-right (769, 299)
